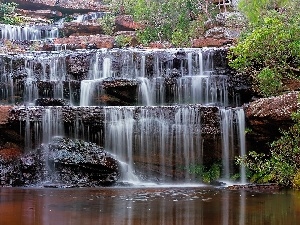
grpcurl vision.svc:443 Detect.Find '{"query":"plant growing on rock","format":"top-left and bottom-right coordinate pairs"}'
top-left (98, 14), bottom-right (116, 36)
top-left (115, 34), bottom-right (133, 47)
top-left (104, 0), bottom-right (219, 47)
top-left (186, 163), bottom-right (221, 183)
top-left (228, 0), bottom-right (300, 97)
top-left (0, 2), bottom-right (24, 25)
top-left (237, 111), bottom-right (300, 188)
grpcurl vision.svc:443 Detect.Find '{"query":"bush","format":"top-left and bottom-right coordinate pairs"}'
top-left (186, 163), bottom-right (221, 183)
top-left (104, 0), bottom-right (218, 46)
top-left (98, 14), bottom-right (116, 36)
top-left (228, 8), bottom-right (300, 96)
top-left (115, 35), bottom-right (133, 47)
top-left (0, 2), bottom-right (24, 25)
top-left (237, 110), bottom-right (300, 187)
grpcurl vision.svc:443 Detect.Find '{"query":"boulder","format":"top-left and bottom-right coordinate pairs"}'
top-left (245, 91), bottom-right (300, 150)
top-left (0, 137), bottom-right (120, 187)
top-left (61, 22), bottom-right (103, 37)
top-left (115, 15), bottom-right (145, 31)
top-left (46, 137), bottom-right (120, 186)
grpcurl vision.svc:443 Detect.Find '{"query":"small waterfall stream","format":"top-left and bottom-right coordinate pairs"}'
top-left (0, 24), bottom-right (59, 40)
top-left (0, 47), bottom-right (247, 185)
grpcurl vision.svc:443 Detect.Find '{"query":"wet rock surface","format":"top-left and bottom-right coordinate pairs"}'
top-left (35, 98), bottom-right (70, 106)
top-left (46, 137), bottom-right (120, 186)
top-left (0, 137), bottom-right (120, 187)
top-left (228, 183), bottom-right (281, 191)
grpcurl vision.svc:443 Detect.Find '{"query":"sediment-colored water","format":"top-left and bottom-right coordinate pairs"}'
top-left (0, 187), bottom-right (299, 225)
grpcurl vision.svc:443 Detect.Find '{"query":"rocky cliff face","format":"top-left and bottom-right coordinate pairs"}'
top-left (245, 92), bottom-right (300, 152)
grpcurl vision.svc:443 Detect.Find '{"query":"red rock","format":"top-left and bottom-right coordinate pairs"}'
top-left (148, 41), bottom-right (173, 49)
top-left (61, 22), bottom-right (103, 37)
top-left (0, 148), bottom-right (22, 162)
top-left (115, 15), bottom-right (145, 31)
top-left (53, 34), bottom-right (114, 49)
top-left (245, 92), bottom-right (299, 121)
top-left (192, 37), bottom-right (232, 47)
top-left (0, 106), bottom-right (12, 125)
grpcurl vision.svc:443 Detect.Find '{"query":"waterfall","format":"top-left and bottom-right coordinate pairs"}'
top-left (23, 53), bottom-right (67, 104)
top-left (42, 107), bottom-right (64, 144)
top-left (80, 48), bottom-right (229, 106)
top-left (220, 108), bottom-right (247, 183)
top-left (220, 108), bottom-right (234, 180)
top-left (104, 107), bottom-right (139, 183)
top-left (103, 105), bottom-right (203, 183)
top-left (0, 47), bottom-right (248, 186)
top-left (0, 24), bottom-right (59, 40)
top-left (236, 108), bottom-right (246, 184)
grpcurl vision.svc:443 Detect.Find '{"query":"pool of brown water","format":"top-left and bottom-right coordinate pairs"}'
top-left (0, 186), bottom-right (299, 225)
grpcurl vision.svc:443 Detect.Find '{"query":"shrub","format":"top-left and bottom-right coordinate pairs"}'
top-left (98, 14), bottom-right (116, 36)
top-left (237, 110), bottom-right (300, 187)
top-left (228, 7), bottom-right (300, 96)
top-left (186, 163), bottom-right (221, 183)
top-left (115, 35), bottom-right (133, 47)
top-left (0, 2), bottom-right (24, 25)
top-left (104, 0), bottom-right (218, 46)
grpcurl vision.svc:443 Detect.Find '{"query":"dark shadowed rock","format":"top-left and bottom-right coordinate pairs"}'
top-left (46, 137), bottom-right (120, 186)
top-left (35, 98), bottom-right (70, 106)
top-left (0, 137), bottom-right (120, 187)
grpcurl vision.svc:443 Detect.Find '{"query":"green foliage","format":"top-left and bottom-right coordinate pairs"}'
top-left (238, 0), bottom-right (290, 24)
top-left (115, 35), bottom-right (132, 47)
top-left (292, 170), bottom-right (300, 189)
top-left (187, 163), bottom-right (221, 183)
top-left (0, 2), bottom-right (23, 25)
top-left (105, 0), bottom-right (218, 47)
top-left (98, 14), bottom-right (116, 36)
top-left (229, 5), bottom-right (300, 97)
top-left (237, 110), bottom-right (300, 187)
top-left (257, 68), bottom-right (282, 97)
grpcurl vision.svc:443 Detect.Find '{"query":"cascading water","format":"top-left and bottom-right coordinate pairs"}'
top-left (0, 47), bottom-right (247, 185)
top-left (0, 24), bottom-right (59, 40)
top-left (220, 107), bottom-right (246, 183)
top-left (24, 52), bottom-right (68, 105)
top-left (103, 105), bottom-right (203, 183)
top-left (77, 48), bottom-right (230, 107)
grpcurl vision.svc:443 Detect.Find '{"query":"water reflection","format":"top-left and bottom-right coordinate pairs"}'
top-left (0, 187), bottom-right (299, 225)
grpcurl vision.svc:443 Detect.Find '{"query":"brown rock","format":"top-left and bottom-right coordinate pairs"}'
top-left (52, 34), bottom-right (114, 49)
top-left (0, 106), bottom-right (12, 125)
top-left (192, 38), bottom-right (232, 47)
top-left (148, 41), bottom-right (173, 49)
top-left (115, 15), bottom-right (145, 31)
top-left (245, 91), bottom-right (300, 151)
top-left (61, 22), bottom-right (103, 37)
top-left (0, 148), bottom-right (22, 162)
top-left (245, 92), bottom-right (299, 122)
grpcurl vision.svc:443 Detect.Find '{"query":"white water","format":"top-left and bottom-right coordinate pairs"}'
top-left (236, 108), bottom-right (247, 184)
top-left (103, 106), bottom-right (203, 183)
top-left (0, 24), bottom-right (59, 40)
top-left (23, 53), bottom-right (67, 104)
top-left (42, 107), bottom-right (64, 144)
top-left (220, 108), bottom-right (247, 183)
top-left (80, 56), bottom-right (112, 106)
top-left (80, 48), bottom-right (229, 106)
top-left (1, 48), bottom-right (248, 185)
